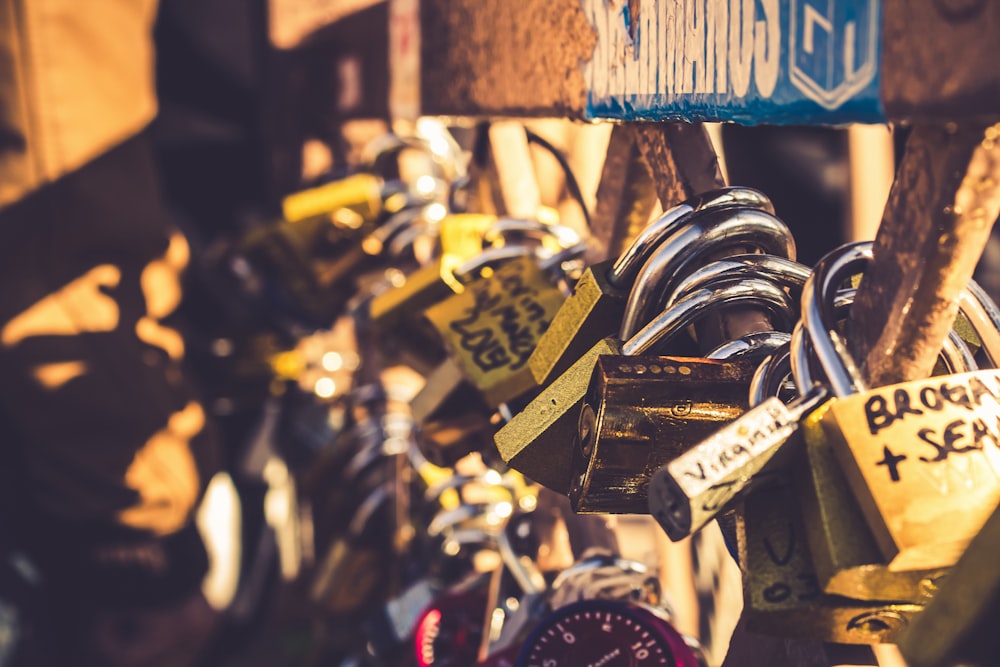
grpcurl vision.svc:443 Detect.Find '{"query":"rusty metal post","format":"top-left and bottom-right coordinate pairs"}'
top-left (848, 122), bottom-right (1000, 387)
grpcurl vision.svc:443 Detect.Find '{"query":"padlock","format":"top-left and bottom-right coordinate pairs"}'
top-left (649, 331), bottom-right (808, 541)
top-left (528, 187), bottom-right (774, 387)
top-left (737, 482), bottom-right (923, 644)
top-left (897, 501), bottom-right (1000, 667)
top-left (570, 355), bottom-right (755, 514)
top-left (803, 242), bottom-right (1000, 572)
top-left (425, 254), bottom-right (568, 409)
top-left (790, 246), bottom-right (982, 600)
top-left (280, 172), bottom-right (386, 226)
top-left (497, 274), bottom-right (794, 495)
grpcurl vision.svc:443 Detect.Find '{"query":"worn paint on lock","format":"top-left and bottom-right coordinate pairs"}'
top-left (824, 369), bottom-right (1000, 572)
top-left (738, 484), bottom-right (923, 644)
top-left (527, 260), bottom-right (625, 386)
top-left (426, 256), bottom-right (565, 408)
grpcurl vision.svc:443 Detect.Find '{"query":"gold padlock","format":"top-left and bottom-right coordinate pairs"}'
top-left (570, 355), bottom-right (753, 514)
top-left (795, 403), bottom-right (947, 601)
top-left (738, 482), bottom-right (924, 644)
top-left (821, 369), bottom-right (1000, 571)
top-left (529, 187), bottom-right (775, 387)
top-left (410, 358), bottom-right (495, 467)
top-left (802, 243), bottom-right (1000, 572)
top-left (282, 172), bottom-right (385, 225)
top-left (425, 254), bottom-right (567, 409)
top-left (496, 276), bottom-right (793, 494)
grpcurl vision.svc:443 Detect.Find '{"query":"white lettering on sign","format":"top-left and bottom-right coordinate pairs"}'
top-left (583, 0), bottom-right (781, 101)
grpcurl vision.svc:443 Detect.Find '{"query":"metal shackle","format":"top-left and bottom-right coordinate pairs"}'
top-left (705, 330), bottom-right (792, 363)
top-left (619, 207), bottom-right (796, 340)
top-left (451, 245), bottom-right (535, 282)
top-left (483, 217), bottom-right (582, 251)
top-left (802, 242), bottom-right (988, 398)
top-left (665, 254), bottom-right (812, 309)
top-left (747, 339), bottom-right (793, 409)
top-left (363, 125), bottom-right (465, 186)
top-left (622, 278), bottom-right (796, 357)
top-left (800, 242), bottom-right (872, 398)
top-left (607, 186), bottom-right (774, 289)
top-left (957, 278), bottom-right (1000, 367)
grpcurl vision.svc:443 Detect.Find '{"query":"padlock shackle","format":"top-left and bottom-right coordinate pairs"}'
top-left (621, 278), bottom-right (795, 356)
top-left (620, 207), bottom-right (796, 340)
top-left (452, 245), bottom-right (535, 281)
top-left (606, 187), bottom-right (773, 289)
top-left (801, 242), bottom-right (872, 398)
top-left (705, 330), bottom-right (791, 362)
top-left (748, 340), bottom-right (792, 408)
top-left (958, 278), bottom-right (1000, 367)
top-left (796, 284), bottom-right (980, 390)
top-left (666, 254), bottom-right (811, 309)
top-left (482, 217), bottom-right (582, 250)
top-left (362, 125), bottom-right (465, 185)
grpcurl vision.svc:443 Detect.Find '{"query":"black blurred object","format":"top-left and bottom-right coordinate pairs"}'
top-left (721, 126), bottom-right (849, 267)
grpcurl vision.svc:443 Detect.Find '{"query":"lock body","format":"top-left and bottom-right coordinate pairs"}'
top-left (527, 260), bottom-right (625, 386)
top-left (795, 403), bottom-right (945, 601)
top-left (738, 483), bottom-right (923, 644)
top-left (822, 369), bottom-right (1000, 571)
top-left (569, 355), bottom-right (752, 514)
top-left (495, 337), bottom-right (622, 493)
top-left (426, 255), bottom-right (566, 409)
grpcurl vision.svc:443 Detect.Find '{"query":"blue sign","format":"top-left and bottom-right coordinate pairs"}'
top-left (582, 0), bottom-right (884, 125)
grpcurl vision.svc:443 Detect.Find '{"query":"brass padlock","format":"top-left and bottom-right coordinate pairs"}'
top-left (570, 354), bottom-right (754, 514)
top-left (737, 482), bottom-right (924, 644)
top-left (425, 253), bottom-right (567, 409)
top-left (528, 187), bottom-right (774, 387)
top-left (411, 358), bottom-right (496, 468)
top-left (497, 276), bottom-right (793, 495)
top-left (239, 174), bottom-right (392, 325)
top-left (803, 243), bottom-right (1000, 572)
top-left (281, 172), bottom-right (386, 225)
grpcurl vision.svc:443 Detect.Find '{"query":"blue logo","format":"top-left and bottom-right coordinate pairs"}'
top-left (789, 0), bottom-right (879, 110)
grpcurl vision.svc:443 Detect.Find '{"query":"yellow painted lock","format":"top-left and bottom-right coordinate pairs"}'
top-left (425, 254), bottom-right (566, 409)
top-left (282, 172), bottom-right (385, 225)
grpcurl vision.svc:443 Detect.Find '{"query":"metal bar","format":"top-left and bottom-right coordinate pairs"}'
top-left (587, 125), bottom-right (659, 263)
top-left (847, 122), bottom-right (1000, 387)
